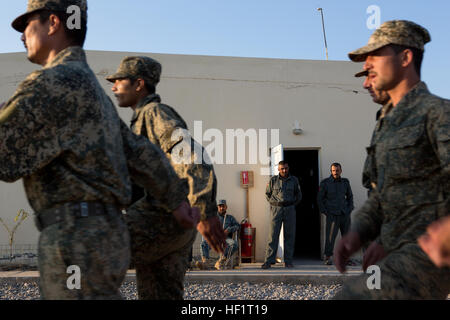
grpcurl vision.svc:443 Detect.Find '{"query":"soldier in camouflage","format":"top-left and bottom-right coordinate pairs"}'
top-left (0, 0), bottom-right (199, 300)
top-left (355, 70), bottom-right (389, 272)
top-left (334, 20), bottom-right (450, 299)
top-left (107, 56), bottom-right (226, 300)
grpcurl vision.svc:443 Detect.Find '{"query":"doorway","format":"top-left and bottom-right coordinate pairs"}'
top-left (284, 150), bottom-right (321, 259)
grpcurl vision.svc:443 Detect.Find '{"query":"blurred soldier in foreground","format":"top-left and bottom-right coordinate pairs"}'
top-left (334, 20), bottom-right (450, 299)
top-left (355, 70), bottom-right (389, 272)
top-left (107, 56), bottom-right (225, 299)
top-left (0, 0), bottom-right (198, 299)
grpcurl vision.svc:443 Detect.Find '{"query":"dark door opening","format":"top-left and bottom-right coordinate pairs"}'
top-left (284, 150), bottom-right (321, 260)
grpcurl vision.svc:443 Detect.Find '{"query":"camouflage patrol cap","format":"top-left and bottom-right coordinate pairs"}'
top-left (12, 0), bottom-right (88, 33)
top-left (106, 56), bottom-right (162, 86)
top-left (349, 20), bottom-right (431, 62)
top-left (355, 70), bottom-right (368, 78)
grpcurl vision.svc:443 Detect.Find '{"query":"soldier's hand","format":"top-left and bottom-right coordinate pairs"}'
top-left (362, 241), bottom-right (386, 272)
top-left (197, 216), bottom-right (226, 254)
top-left (418, 216), bottom-right (450, 268)
top-left (334, 231), bottom-right (361, 274)
top-left (172, 201), bottom-right (200, 229)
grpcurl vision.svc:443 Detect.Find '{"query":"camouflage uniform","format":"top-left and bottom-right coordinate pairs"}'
top-left (264, 175), bottom-right (302, 265)
top-left (362, 102), bottom-right (393, 195)
top-left (1, 1), bottom-right (188, 300)
top-left (107, 56), bottom-right (217, 300)
top-left (335, 20), bottom-right (450, 299)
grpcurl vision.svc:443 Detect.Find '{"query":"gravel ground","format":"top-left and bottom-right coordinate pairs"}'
top-left (0, 280), bottom-right (342, 300)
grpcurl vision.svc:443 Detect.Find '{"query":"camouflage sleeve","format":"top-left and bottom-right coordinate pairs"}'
top-left (145, 106), bottom-right (217, 220)
top-left (427, 100), bottom-right (450, 189)
top-left (181, 157), bottom-right (218, 221)
top-left (0, 71), bottom-right (62, 182)
top-left (145, 104), bottom-right (186, 153)
top-left (120, 120), bottom-right (189, 213)
top-left (349, 189), bottom-right (384, 245)
top-left (362, 154), bottom-right (372, 190)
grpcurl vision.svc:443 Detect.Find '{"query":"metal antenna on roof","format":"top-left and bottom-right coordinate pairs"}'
top-left (317, 8), bottom-right (329, 61)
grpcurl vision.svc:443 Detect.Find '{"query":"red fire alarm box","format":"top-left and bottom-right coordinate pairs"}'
top-left (240, 171), bottom-right (254, 188)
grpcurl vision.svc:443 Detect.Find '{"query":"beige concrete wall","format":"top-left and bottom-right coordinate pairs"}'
top-left (0, 51), bottom-right (377, 261)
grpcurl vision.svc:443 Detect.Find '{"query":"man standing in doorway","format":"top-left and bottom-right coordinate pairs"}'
top-left (317, 163), bottom-right (354, 265)
top-left (262, 161), bottom-right (302, 269)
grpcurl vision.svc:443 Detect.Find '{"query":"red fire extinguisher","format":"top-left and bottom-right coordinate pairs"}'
top-left (240, 219), bottom-right (253, 258)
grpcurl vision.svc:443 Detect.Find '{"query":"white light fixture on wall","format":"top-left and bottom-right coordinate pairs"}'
top-left (292, 120), bottom-right (303, 135)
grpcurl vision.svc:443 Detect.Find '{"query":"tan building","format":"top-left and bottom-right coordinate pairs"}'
top-left (0, 50), bottom-right (377, 262)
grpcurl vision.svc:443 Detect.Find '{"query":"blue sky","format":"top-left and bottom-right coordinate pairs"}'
top-left (0, 0), bottom-right (448, 98)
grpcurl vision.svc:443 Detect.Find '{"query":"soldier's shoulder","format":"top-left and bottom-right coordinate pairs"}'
top-left (20, 68), bottom-right (51, 85)
top-left (14, 68), bottom-right (59, 98)
top-left (419, 94), bottom-right (450, 127)
top-left (146, 102), bottom-right (188, 128)
top-left (418, 90), bottom-right (450, 112)
top-left (429, 95), bottom-right (450, 114)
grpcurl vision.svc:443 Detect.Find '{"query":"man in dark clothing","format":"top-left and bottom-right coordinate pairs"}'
top-left (318, 163), bottom-right (354, 265)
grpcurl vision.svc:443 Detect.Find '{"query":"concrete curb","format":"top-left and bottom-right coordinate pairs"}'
top-left (0, 267), bottom-right (364, 285)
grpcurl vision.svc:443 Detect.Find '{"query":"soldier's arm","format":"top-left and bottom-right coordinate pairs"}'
top-left (144, 106), bottom-right (224, 248)
top-left (0, 72), bottom-right (62, 182)
top-left (119, 120), bottom-right (189, 213)
top-left (349, 189), bottom-right (384, 246)
top-left (145, 105), bottom-right (186, 153)
top-left (147, 106), bottom-right (218, 221)
top-left (428, 101), bottom-right (450, 195)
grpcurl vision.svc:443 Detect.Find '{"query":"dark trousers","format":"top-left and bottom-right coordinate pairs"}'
top-left (264, 206), bottom-right (297, 264)
top-left (324, 213), bottom-right (351, 257)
